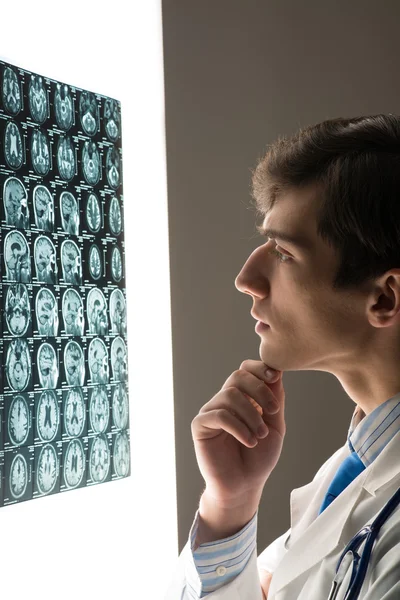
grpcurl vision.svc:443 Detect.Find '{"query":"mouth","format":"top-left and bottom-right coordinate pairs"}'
top-left (255, 320), bottom-right (270, 333)
top-left (251, 312), bottom-right (269, 326)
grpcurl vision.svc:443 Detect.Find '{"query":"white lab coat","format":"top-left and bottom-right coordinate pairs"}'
top-left (164, 429), bottom-right (400, 599)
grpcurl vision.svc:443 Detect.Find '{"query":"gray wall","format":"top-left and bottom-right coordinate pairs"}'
top-left (161, 0), bottom-right (399, 555)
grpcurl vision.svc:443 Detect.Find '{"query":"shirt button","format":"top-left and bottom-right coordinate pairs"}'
top-left (216, 566), bottom-right (227, 576)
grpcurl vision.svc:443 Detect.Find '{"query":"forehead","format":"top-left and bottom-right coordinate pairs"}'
top-left (262, 188), bottom-right (319, 252)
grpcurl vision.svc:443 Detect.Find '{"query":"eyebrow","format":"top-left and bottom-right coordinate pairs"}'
top-left (256, 224), bottom-right (311, 252)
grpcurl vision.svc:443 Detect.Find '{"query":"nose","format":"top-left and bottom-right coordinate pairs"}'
top-left (234, 244), bottom-right (270, 297)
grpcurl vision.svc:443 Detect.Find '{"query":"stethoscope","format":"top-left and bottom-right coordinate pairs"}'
top-left (327, 485), bottom-right (400, 599)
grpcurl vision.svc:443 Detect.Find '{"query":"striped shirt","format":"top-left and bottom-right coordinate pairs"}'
top-left (185, 392), bottom-right (400, 598)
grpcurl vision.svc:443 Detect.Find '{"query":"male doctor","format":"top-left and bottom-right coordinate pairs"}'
top-left (165, 115), bottom-right (400, 599)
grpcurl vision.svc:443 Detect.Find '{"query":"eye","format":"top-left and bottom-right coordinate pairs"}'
top-left (269, 247), bottom-right (292, 263)
top-left (264, 237), bottom-right (292, 264)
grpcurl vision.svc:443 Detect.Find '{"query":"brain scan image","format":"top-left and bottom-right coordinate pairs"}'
top-left (33, 185), bottom-right (54, 231)
top-left (86, 192), bottom-right (102, 232)
top-left (61, 239), bottom-right (82, 285)
top-left (104, 98), bottom-right (120, 142)
top-left (89, 434), bottom-right (110, 483)
top-left (30, 129), bottom-right (50, 176)
top-left (37, 443), bottom-right (59, 495)
top-left (57, 135), bottom-right (76, 181)
top-left (109, 196), bottom-right (122, 235)
top-left (111, 246), bottom-right (123, 282)
top-left (64, 439), bottom-right (85, 489)
top-left (60, 191), bottom-right (79, 234)
top-left (112, 383), bottom-right (129, 430)
top-left (62, 288), bottom-right (84, 335)
top-left (37, 343), bottom-right (59, 389)
top-left (4, 231), bottom-right (31, 283)
top-left (34, 235), bottom-right (57, 283)
top-left (5, 284), bottom-right (31, 336)
top-left (8, 395), bottom-right (30, 446)
top-left (37, 390), bottom-right (59, 442)
top-left (113, 431), bottom-right (130, 478)
top-left (64, 341), bottom-right (85, 387)
top-left (6, 338), bottom-right (31, 391)
top-left (10, 454), bottom-right (28, 499)
top-left (2, 66), bottom-right (21, 115)
top-left (88, 338), bottom-right (109, 385)
top-left (4, 176), bottom-right (29, 228)
top-left (109, 289), bottom-right (127, 336)
top-left (36, 288), bottom-right (58, 336)
top-left (4, 121), bottom-right (24, 169)
top-left (28, 75), bottom-right (48, 124)
top-left (0, 61), bottom-right (128, 506)
top-left (106, 146), bottom-right (120, 189)
top-left (79, 91), bottom-right (99, 136)
top-left (64, 388), bottom-right (86, 437)
top-left (89, 385), bottom-right (109, 434)
top-left (82, 140), bottom-right (101, 185)
top-left (37, 343), bottom-right (58, 387)
top-left (87, 288), bottom-right (108, 335)
top-left (111, 337), bottom-right (127, 383)
top-left (54, 83), bottom-right (74, 130)
top-left (88, 244), bottom-right (102, 281)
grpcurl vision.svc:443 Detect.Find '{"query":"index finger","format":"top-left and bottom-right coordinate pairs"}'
top-left (244, 393), bottom-right (263, 416)
top-left (239, 359), bottom-right (281, 385)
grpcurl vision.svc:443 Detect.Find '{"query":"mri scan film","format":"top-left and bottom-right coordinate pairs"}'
top-left (0, 59), bottom-right (129, 508)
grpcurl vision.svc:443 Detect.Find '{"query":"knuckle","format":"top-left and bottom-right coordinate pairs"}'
top-left (231, 369), bottom-right (242, 380)
top-left (239, 360), bottom-right (251, 370)
top-left (256, 381), bottom-right (270, 396)
top-left (216, 407), bottom-right (229, 422)
top-left (230, 369), bottom-right (252, 387)
top-left (224, 385), bottom-right (240, 398)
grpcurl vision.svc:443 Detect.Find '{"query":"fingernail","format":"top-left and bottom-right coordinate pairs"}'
top-left (264, 368), bottom-right (276, 381)
top-left (257, 423), bottom-right (269, 438)
top-left (267, 400), bottom-right (279, 413)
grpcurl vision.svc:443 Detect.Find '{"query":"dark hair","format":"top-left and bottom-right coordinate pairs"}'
top-left (250, 114), bottom-right (400, 291)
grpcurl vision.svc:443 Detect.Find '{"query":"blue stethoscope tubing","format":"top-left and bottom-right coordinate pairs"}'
top-left (327, 485), bottom-right (400, 599)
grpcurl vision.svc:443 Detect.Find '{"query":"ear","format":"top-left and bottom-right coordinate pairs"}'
top-left (368, 269), bottom-right (400, 327)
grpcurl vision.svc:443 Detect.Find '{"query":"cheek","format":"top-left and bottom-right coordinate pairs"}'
top-left (285, 285), bottom-right (333, 335)
top-left (307, 290), bottom-right (357, 340)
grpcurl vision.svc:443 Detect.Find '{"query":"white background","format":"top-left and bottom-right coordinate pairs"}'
top-left (0, 1), bottom-right (177, 598)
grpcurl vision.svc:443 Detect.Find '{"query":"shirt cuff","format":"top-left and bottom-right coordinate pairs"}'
top-left (184, 508), bottom-right (258, 598)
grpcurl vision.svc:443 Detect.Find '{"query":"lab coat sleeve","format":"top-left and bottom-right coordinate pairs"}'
top-left (187, 507), bottom-right (258, 597)
top-left (164, 444), bottom-right (346, 599)
top-left (164, 508), bottom-right (263, 600)
top-left (257, 528), bottom-right (291, 573)
top-left (164, 509), bottom-right (292, 599)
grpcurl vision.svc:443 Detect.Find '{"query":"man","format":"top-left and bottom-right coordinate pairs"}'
top-left (165, 115), bottom-right (400, 599)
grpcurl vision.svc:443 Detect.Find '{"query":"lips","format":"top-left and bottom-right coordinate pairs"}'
top-left (251, 311), bottom-right (268, 326)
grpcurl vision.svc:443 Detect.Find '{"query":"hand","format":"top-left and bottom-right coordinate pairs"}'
top-left (191, 360), bottom-right (286, 506)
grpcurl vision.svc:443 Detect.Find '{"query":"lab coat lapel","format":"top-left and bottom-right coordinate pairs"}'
top-left (269, 443), bottom-right (357, 595)
top-left (270, 429), bottom-right (400, 597)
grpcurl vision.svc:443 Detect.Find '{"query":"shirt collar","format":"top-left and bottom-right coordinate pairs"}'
top-left (347, 392), bottom-right (400, 466)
